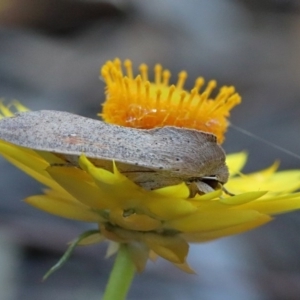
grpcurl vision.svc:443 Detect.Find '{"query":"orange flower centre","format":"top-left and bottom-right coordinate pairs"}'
top-left (100, 59), bottom-right (241, 143)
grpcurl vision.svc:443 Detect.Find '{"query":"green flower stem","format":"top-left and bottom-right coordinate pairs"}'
top-left (103, 244), bottom-right (135, 300)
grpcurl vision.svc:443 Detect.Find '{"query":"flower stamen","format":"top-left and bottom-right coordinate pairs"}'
top-left (162, 70), bottom-right (171, 86)
top-left (124, 59), bottom-right (133, 79)
top-left (194, 77), bottom-right (205, 93)
top-left (100, 59), bottom-right (242, 143)
top-left (154, 64), bottom-right (162, 85)
top-left (176, 71), bottom-right (187, 90)
top-left (139, 63), bottom-right (148, 81)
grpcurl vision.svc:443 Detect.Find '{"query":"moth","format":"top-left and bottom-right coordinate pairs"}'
top-left (0, 110), bottom-right (229, 194)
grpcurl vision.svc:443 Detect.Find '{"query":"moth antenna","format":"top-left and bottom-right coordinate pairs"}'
top-left (229, 123), bottom-right (300, 161)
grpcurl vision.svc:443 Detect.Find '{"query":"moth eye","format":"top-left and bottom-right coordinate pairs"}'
top-left (175, 158), bottom-right (180, 161)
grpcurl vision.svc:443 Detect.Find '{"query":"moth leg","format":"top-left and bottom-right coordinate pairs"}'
top-left (187, 182), bottom-right (198, 198)
top-left (200, 176), bottom-right (235, 196)
top-left (189, 180), bottom-right (235, 198)
top-left (221, 186), bottom-right (235, 196)
top-left (192, 181), bottom-right (216, 195)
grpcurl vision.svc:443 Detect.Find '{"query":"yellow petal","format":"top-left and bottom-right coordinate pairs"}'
top-left (105, 241), bottom-right (120, 258)
top-left (165, 209), bottom-right (267, 233)
top-left (182, 213), bottom-right (271, 242)
top-left (10, 100), bottom-right (29, 112)
top-left (0, 141), bottom-right (67, 193)
top-left (46, 165), bottom-right (112, 209)
top-left (143, 233), bottom-right (189, 264)
top-left (227, 169), bottom-right (300, 194)
top-left (255, 170), bottom-right (300, 193)
top-left (220, 191), bottom-right (267, 205)
top-left (77, 232), bottom-right (105, 246)
top-left (192, 189), bottom-right (222, 201)
top-left (247, 161), bottom-right (280, 179)
top-left (174, 261), bottom-right (196, 274)
top-left (80, 154), bottom-right (196, 219)
top-left (0, 101), bottom-right (29, 116)
top-left (236, 192), bottom-right (300, 215)
top-left (149, 250), bottom-right (159, 262)
top-left (35, 150), bottom-right (66, 165)
top-left (226, 152), bottom-right (248, 176)
top-left (25, 194), bottom-right (103, 222)
top-left (79, 155), bottom-right (122, 186)
top-left (79, 155), bottom-right (142, 208)
top-left (0, 102), bottom-right (14, 117)
top-left (153, 182), bottom-right (190, 199)
top-left (101, 227), bottom-right (130, 243)
top-left (110, 209), bottom-right (162, 231)
top-left (144, 197), bottom-right (196, 220)
top-left (127, 242), bottom-right (149, 272)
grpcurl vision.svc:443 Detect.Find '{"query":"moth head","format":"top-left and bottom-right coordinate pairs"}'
top-left (211, 162), bottom-right (229, 184)
top-left (187, 161), bottom-right (229, 195)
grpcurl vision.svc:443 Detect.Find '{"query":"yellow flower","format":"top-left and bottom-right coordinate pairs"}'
top-left (1, 56), bottom-right (300, 275)
top-left (100, 59), bottom-right (241, 144)
top-left (1, 102), bottom-right (300, 272)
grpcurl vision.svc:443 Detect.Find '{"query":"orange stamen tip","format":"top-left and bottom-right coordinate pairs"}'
top-left (195, 77), bottom-right (205, 85)
top-left (154, 64), bottom-right (162, 71)
top-left (139, 64), bottom-right (148, 81)
top-left (209, 80), bottom-right (217, 86)
top-left (101, 59), bottom-right (242, 143)
top-left (180, 91), bottom-right (186, 99)
top-left (177, 71), bottom-right (188, 89)
top-left (169, 85), bottom-right (176, 92)
top-left (101, 68), bottom-right (108, 78)
top-left (139, 63), bottom-right (148, 71)
top-left (114, 58), bottom-right (121, 67)
top-left (124, 59), bottom-right (132, 67)
top-left (162, 70), bottom-right (171, 85)
top-left (190, 88), bottom-right (197, 95)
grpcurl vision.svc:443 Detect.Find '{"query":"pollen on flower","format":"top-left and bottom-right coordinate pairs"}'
top-left (100, 58), bottom-right (241, 143)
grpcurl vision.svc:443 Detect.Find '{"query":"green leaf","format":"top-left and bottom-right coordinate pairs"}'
top-left (43, 229), bottom-right (100, 281)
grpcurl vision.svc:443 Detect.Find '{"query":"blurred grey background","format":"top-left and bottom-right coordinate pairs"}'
top-left (0, 0), bottom-right (300, 299)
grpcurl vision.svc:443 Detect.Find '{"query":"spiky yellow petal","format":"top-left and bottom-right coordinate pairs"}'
top-left (143, 233), bottom-right (189, 264)
top-left (25, 194), bottom-right (103, 222)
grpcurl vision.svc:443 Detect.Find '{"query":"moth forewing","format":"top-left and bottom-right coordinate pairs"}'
top-left (0, 110), bottom-right (229, 192)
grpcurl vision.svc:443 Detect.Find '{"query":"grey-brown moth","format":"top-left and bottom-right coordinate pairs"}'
top-left (0, 110), bottom-right (229, 193)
